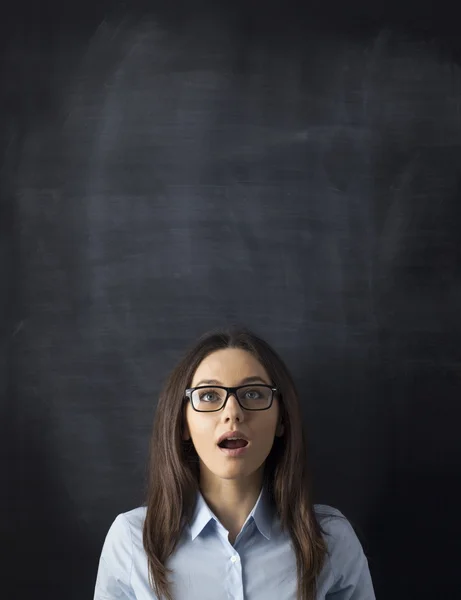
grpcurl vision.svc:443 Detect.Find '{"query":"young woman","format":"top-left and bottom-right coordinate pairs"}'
top-left (94, 328), bottom-right (376, 600)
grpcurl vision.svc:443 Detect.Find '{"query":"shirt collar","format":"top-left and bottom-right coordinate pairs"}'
top-left (189, 483), bottom-right (273, 542)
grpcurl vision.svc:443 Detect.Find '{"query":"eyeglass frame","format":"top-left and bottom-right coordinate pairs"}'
top-left (184, 384), bottom-right (278, 412)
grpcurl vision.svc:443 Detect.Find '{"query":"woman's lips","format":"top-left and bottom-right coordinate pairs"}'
top-left (218, 444), bottom-right (249, 457)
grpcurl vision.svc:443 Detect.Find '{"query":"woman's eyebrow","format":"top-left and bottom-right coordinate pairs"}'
top-left (239, 376), bottom-right (270, 385)
top-left (194, 379), bottom-right (222, 387)
top-left (194, 375), bottom-right (270, 387)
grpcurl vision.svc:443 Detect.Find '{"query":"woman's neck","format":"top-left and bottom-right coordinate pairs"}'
top-left (199, 468), bottom-right (264, 543)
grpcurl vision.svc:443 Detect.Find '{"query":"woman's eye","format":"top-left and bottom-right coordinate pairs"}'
top-left (245, 391), bottom-right (260, 399)
top-left (201, 392), bottom-right (217, 402)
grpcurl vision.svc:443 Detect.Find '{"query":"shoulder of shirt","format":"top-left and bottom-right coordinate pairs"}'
top-left (313, 503), bottom-right (366, 582)
top-left (314, 503), bottom-right (360, 543)
top-left (119, 505), bottom-right (147, 527)
top-left (101, 506), bottom-right (146, 556)
top-left (314, 503), bottom-right (345, 524)
top-left (111, 505), bottom-right (147, 542)
top-left (98, 508), bottom-right (146, 589)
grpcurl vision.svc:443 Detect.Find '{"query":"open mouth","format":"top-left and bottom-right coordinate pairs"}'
top-left (218, 439), bottom-right (249, 450)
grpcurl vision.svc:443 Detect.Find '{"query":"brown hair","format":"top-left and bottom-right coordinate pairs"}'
top-left (143, 327), bottom-right (331, 600)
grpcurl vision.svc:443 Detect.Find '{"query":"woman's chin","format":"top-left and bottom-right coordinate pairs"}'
top-left (206, 461), bottom-right (252, 481)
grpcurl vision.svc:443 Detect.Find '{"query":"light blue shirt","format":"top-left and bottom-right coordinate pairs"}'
top-left (94, 486), bottom-right (376, 599)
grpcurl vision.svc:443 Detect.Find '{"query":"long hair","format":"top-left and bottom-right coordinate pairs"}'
top-left (143, 327), bottom-right (331, 600)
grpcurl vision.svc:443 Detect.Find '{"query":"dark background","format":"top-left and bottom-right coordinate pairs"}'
top-left (1, 1), bottom-right (460, 598)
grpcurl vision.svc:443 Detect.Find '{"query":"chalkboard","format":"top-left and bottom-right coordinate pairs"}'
top-left (1, 2), bottom-right (460, 598)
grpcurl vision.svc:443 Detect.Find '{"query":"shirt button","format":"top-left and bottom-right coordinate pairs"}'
top-left (231, 555), bottom-right (239, 563)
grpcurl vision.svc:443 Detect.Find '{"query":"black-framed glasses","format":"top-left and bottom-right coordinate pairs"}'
top-left (185, 384), bottom-right (278, 412)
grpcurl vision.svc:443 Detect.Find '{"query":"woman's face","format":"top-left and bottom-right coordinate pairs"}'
top-left (184, 348), bottom-right (283, 486)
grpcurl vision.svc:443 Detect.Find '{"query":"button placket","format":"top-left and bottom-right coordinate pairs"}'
top-left (227, 550), bottom-right (243, 600)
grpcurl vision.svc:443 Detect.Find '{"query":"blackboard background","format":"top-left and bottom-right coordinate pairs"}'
top-left (1, 1), bottom-right (460, 598)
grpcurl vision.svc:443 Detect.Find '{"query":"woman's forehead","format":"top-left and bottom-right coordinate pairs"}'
top-left (191, 348), bottom-right (270, 386)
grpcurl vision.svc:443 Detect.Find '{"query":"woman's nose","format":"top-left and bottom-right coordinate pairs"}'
top-left (223, 393), bottom-right (244, 415)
